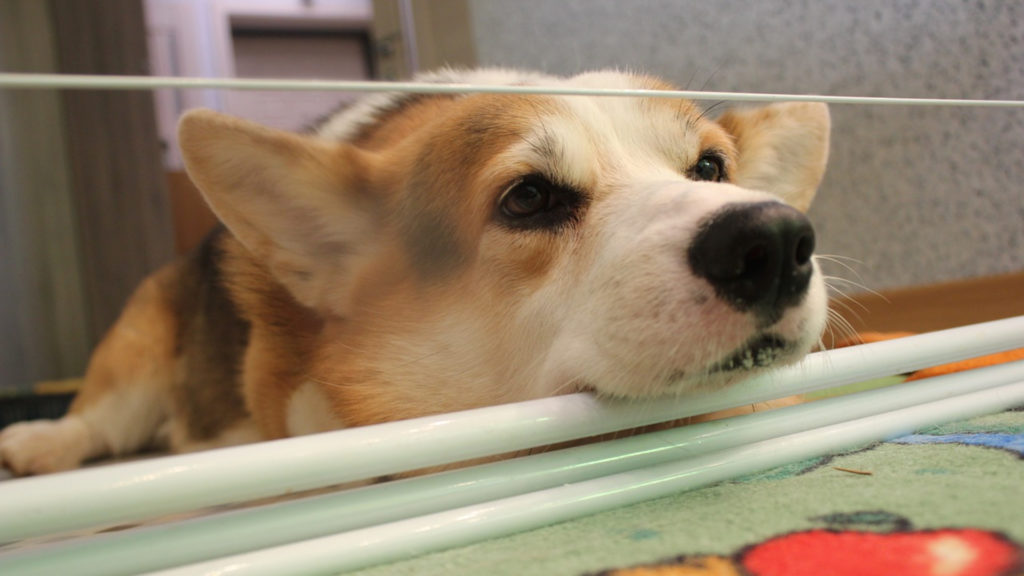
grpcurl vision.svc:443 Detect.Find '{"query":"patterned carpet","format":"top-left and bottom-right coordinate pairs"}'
top-left (349, 404), bottom-right (1024, 576)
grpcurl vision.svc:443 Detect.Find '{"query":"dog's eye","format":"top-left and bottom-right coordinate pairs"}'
top-left (497, 175), bottom-right (584, 230)
top-left (501, 179), bottom-right (553, 218)
top-left (691, 153), bottom-right (725, 182)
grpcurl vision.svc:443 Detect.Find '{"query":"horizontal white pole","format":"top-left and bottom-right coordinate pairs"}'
top-left (150, 378), bottom-right (1024, 576)
top-left (0, 315), bottom-right (1022, 542)
top-left (3, 359), bottom-right (1023, 575)
top-left (1, 72), bottom-right (1024, 107)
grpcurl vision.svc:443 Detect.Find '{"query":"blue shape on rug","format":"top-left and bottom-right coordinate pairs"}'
top-left (891, 433), bottom-right (1024, 457)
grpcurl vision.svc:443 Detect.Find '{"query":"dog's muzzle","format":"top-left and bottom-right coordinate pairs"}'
top-left (688, 201), bottom-right (816, 325)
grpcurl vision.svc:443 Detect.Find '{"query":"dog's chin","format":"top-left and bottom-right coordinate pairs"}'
top-left (708, 334), bottom-right (792, 374)
top-left (581, 334), bottom-right (804, 400)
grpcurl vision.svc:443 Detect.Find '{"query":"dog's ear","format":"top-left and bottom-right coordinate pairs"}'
top-left (716, 102), bottom-right (830, 212)
top-left (178, 109), bottom-right (379, 316)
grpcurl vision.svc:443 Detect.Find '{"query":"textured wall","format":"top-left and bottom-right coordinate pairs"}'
top-left (469, 0), bottom-right (1024, 291)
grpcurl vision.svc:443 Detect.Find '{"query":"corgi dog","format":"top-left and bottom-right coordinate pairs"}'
top-left (0, 69), bottom-right (830, 476)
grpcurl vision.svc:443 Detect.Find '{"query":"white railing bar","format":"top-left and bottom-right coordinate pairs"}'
top-left (0, 315), bottom-right (1022, 543)
top-left (147, 379), bottom-right (1024, 576)
top-left (3, 358), bottom-right (1023, 575)
top-left (1, 72), bottom-right (1023, 107)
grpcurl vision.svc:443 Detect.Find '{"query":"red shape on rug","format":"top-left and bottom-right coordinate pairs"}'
top-left (741, 529), bottom-right (1020, 576)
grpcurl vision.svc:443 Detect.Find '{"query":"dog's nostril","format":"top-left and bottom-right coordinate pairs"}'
top-left (794, 233), bottom-right (815, 267)
top-left (688, 201), bottom-right (815, 322)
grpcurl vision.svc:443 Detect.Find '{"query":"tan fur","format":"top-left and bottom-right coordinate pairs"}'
top-left (715, 103), bottom-right (831, 212)
top-left (218, 236), bottom-right (323, 439)
top-left (0, 266), bottom-right (178, 474)
top-left (0, 70), bottom-right (832, 475)
top-left (73, 265), bottom-right (179, 411)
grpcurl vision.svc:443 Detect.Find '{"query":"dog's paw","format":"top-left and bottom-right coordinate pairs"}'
top-left (0, 418), bottom-right (92, 476)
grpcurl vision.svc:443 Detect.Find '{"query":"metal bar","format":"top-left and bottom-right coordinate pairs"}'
top-left (0, 316), bottom-right (1022, 542)
top-left (148, 379), bottom-right (1024, 575)
top-left (1, 72), bottom-right (1024, 107)
top-left (3, 359), bottom-right (1023, 575)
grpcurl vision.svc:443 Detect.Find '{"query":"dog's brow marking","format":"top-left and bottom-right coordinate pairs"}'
top-left (527, 131), bottom-right (560, 165)
top-left (523, 129), bottom-right (575, 186)
top-left (516, 98), bottom-right (579, 187)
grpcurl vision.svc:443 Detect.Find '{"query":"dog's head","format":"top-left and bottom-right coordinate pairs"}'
top-left (179, 69), bottom-right (830, 411)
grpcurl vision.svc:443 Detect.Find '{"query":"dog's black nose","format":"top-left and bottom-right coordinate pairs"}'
top-left (688, 202), bottom-right (815, 323)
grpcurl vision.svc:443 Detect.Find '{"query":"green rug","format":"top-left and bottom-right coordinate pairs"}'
top-left (349, 405), bottom-right (1024, 576)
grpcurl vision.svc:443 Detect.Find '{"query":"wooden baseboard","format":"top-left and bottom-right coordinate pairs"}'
top-left (831, 272), bottom-right (1024, 334)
